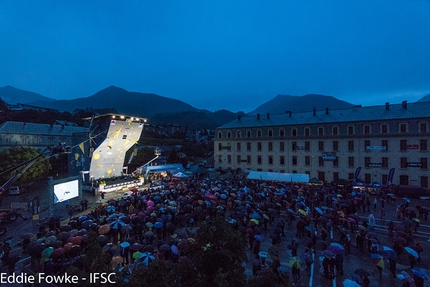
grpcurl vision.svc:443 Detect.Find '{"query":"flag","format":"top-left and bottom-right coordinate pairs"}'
top-left (387, 168), bottom-right (395, 186)
top-left (79, 142), bottom-right (85, 154)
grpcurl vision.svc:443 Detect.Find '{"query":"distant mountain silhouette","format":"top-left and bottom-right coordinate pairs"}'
top-left (28, 86), bottom-right (199, 117)
top-left (417, 94), bottom-right (430, 102)
top-left (248, 94), bottom-right (355, 115)
top-left (0, 85), bottom-right (55, 105)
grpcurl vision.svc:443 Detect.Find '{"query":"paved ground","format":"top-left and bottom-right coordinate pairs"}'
top-left (1, 185), bottom-right (429, 287)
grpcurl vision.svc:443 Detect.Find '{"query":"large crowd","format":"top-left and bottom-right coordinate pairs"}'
top-left (1, 173), bottom-right (428, 286)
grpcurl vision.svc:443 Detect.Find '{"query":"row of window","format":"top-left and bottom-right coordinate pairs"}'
top-left (219, 122), bottom-right (429, 139)
top-left (219, 139), bottom-right (428, 152)
top-left (1, 136), bottom-right (65, 145)
top-left (218, 154), bottom-right (428, 169)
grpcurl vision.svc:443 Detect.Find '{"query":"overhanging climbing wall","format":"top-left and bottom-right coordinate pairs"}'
top-left (89, 117), bottom-right (144, 179)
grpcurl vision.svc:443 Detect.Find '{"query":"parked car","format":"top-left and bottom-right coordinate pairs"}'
top-left (8, 186), bottom-right (24, 195)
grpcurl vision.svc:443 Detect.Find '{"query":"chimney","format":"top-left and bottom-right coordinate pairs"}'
top-left (326, 107), bottom-right (329, 115)
top-left (286, 110), bottom-right (292, 117)
top-left (385, 102), bottom-right (390, 111)
top-left (402, 100), bottom-right (407, 109)
top-left (313, 108), bottom-right (316, 116)
top-left (238, 114), bottom-right (241, 121)
top-left (267, 113), bottom-right (270, 120)
top-left (257, 113), bottom-right (260, 120)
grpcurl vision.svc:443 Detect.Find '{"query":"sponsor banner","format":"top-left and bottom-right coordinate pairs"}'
top-left (368, 163), bottom-right (382, 167)
top-left (366, 146), bottom-right (387, 151)
top-left (322, 153), bottom-right (336, 161)
top-left (407, 162), bottom-right (422, 167)
top-left (407, 144), bottom-right (419, 149)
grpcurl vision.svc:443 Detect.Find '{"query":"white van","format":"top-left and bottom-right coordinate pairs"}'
top-left (8, 186), bottom-right (22, 195)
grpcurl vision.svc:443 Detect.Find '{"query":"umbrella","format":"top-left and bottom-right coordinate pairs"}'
top-left (330, 242), bottom-right (345, 250)
top-left (320, 206), bottom-right (329, 210)
top-left (348, 217), bottom-right (356, 223)
top-left (254, 235), bottom-right (263, 242)
top-left (412, 218), bottom-right (420, 223)
top-left (315, 207), bottom-right (323, 215)
top-left (139, 252), bottom-right (155, 266)
top-left (329, 245), bottom-right (344, 255)
top-left (51, 248), bottom-right (65, 258)
top-left (403, 198), bottom-right (411, 203)
top-left (159, 244), bottom-right (170, 252)
top-left (130, 243), bottom-right (143, 252)
top-left (287, 208), bottom-right (295, 214)
top-left (98, 224), bottom-right (110, 235)
top-left (110, 220), bottom-right (125, 230)
top-left (111, 255), bottom-right (123, 266)
top-left (343, 279), bottom-right (361, 287)
top-left (171, 245), bottom-right (179, 255)
top-left (97, 235), bottom-right (109, 246)
top-left (405, 247), bottom-right (419, 258)
top-left (154, 221), bottom-right (163, 229)
top-left (41, 247), bottom-right (54, 258)
top-left (383, 246), bottom-right (397, 259)
top-left (298, 209), bottom-right (307, 216)
top-left (132, 251), bottom-right (142, 259)
top-left (323, 250), bottom-right (335, 258)
top-left (289, 257), bottom-right (301, 269)
top-left (354, 268), bottom-right (370, 278)
top-left (144, 231), bottom-right (154, 237)
top-left (411, 268), bottom-right (429, 280)
top-left (371, 254), bottom-right (387, 269)
top-left (120, 242), bottom-right (130, 248)
top-left (146, 222), bottom-right (154, 228)
top-left (70, 236), bottom-right (82, 245)
top-left (250, 219), bottom-right (259, 225)
top-left (106, 206), bottom-right (116, 213)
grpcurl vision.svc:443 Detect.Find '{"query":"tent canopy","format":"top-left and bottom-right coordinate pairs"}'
top-left (173, 172), bottom-right (188, 178)
top-left (247, 171), bottom-right (309, 183)
top-left (142, 164), bottom-right (185, 176)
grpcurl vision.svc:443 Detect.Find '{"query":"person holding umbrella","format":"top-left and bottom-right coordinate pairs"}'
top-left (389, 258), bottom-right (396, 278)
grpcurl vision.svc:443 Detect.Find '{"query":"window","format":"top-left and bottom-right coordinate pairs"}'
top-left (382, 140), bottom-right (388, 151)
top-left (348, 126), bottom-right (354, 135)
top-left (305, 128), bottom-right (310, 136)
top-left (305, 156), bottom-right (310, 166)
top-left (268, 142), bottom-right (273, 151)
top-left (246, 130), bottom-right (251, 138)
top-left (332, 141), bottom-right (338, 151)
top-left (399, 175), bottom-right (409, 185)
top-left (292, 128), bottom-right (297, 136)
top-left (268, 156), bottom-right (273, 165)
top-left (279, 129), bottom-right (285, 137)
top-left (318, 141), bottom-right (324, 151)
top-left (332, 126), bottom-right (338, 135)
top-left (257, 142), bottom-right (262, 151)
top-left (319, 156), bottom-right (324, 166)
top-left (227, 144), bottom-right (231, 151)
top-left (280, 156), bottom-right (285, 165)
top-left (421, 176), bottom-right (428, 188)
top-left (218, 132), bottom-right (222, 139)
top-left (400, 157), bottom-right (408, 168)
top-left (348, 173), bottom-right (354, 180)
top-left (257, 130), bottom-right (262, 137)
top-left (318, 171), bottom-right (325, 181)
top-left (364, 125), bottom-right (370, 134)
top-left (257, 155), bottom-right (262, 164)
top-left (292, 156), bottom-right (297, 165)
top-left (420, 122), bottom-right (427, 133)
top-left (365, 157), bottom-right (371, 167)
top-left (236, 142), bottom-right (241, 151)
top-left (421, 158), bottom-right (428, 169)
top-left (227, 132), bottom-right (231, 138)
top-left (318, 127), bottom-right (324, 136)
top-left (381, 124), bottom-right (388, 134)
top-left (268, 129), bottom-right (273, 137)
top-left (227, 155), bottom-right (231, 163)
top-left (333, 158), bottom-right (339, 167)
top-left (292, 142), bottom-right (297, 151)
top-left (305, 141), bottom-right (310, 151)
top-left (348, 157), bottom-right (354, 167)
top-left (382, 157), bottom-right (388, 168)
top-left (400, 123), bottom-right (407, 133)
top-left (236, 155), bottom-right (241, 164)
top-left (365, 174), bottom-right (371, 184)
top-left (218, 155), bottom-right (222, 163)
top-left (348, 141), bottom-right (354, 151)
top-left (236, 131), bottom-right (241, 138)
top-left (280, 142), bottom-right (285, 151)
top-left (247, 155), bottom-right (251, 164)
top-left (247, 142), bottom-right (251, 151)
top-left (420, 139), bottom-right (427, 151)
top-left (364, 140), bottom-right (370, 150)
top-left (218, 143), bottom-right (222, 151)
top-left (400, 140), bottom-right (407, 151)
top-left (333, 172), bottom-right (339, 182)
top-left (382, 174), bottom-right (388, 186)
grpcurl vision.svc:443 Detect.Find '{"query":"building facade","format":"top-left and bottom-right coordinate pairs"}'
top-left (214, 101), bottom-right (430, 188)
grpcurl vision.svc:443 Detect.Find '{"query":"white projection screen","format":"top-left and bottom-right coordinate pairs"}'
top-left (54, 179), bottom-right (79, 204)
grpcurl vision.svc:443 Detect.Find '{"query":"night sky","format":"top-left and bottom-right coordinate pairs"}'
top-left (1, 1), bottom-right (429, 112)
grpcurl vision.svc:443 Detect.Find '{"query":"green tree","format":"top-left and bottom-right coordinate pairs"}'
top-left (0, 147), bottom-right (51, 185)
